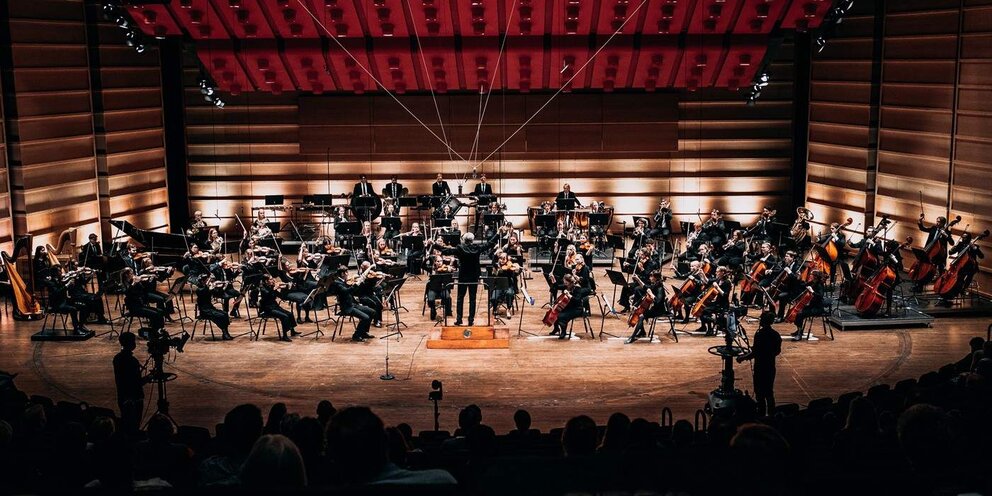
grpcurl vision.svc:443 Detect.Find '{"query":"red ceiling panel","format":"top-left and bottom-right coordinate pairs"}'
top-left (198, 41), bottom-right (257, 95)
top-left (589, 35), bottom-right (635, 91)
top-left (361, 0), bottom-right (411, 37)
top-left (713, 38), bottom-right (767, 90)
top-left (167, 0), bottom-right (232, 39)
top-left (327, 38), bottom-right (375, 93)
top-left (501, 0), bottom-right (550, 36)
top-left (454, 0), bottom-right (502, 37)
top-left (551, 0), bottom-right (598, 35)
top-left (595, 0), bottom-right (649, 35)
top-left (284, 39), bottom-right (338, 93)
top-left (642, 0), bottom-right (696, 35)
top-left (370, 38), bottom-right (419, 93)
top-left (238, 42), bottom-right (295, 94)
top-left (310, 0), bottom-right (367, 38)
top-left (208, 0), bottom-right (275, 39)
top-left (549, 37), bottom-right (590, 91)
top-left (731, 0), bottom-right (791, 34)
top-left (673, 37), bottom-right (725, 89)
top-left (686, 0), bottom-right (743, 34)
top-left (419, 38), bottom-right (463, 92)
top-left (631, 35), bottom-right (678, 90)
top-left (127, 5), bottom-right (185, 39)
top-left (505, 37), bottom-right (546, 91)
top-left (461, 37), bottom-right (506, 93)
top-left (781, 0), bottom-right (829, 32)
top-left (408, 0), bottom-right (456, 36)
top-left (257, 0), bottom-right (323, 38)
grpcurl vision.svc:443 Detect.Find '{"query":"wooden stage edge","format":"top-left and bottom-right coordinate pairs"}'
top-left (0, 272), bottom-right (987, 433)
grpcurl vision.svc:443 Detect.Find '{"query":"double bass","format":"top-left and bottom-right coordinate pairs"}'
top-left (908, 215), bottom-right (961, 283)
top-left (844, 220), bottom-right (888, 301)
top-left (854, 237), bottom-right (913, 318)
top-left (815, 217), bottom-right (854, 264)
top-left (932, 229), bottom-right (989, 299)
top-left (1, 236), bottom-right (44, 320)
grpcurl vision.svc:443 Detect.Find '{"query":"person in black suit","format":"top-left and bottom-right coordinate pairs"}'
top-left (331, 266), bottom-right (375, 341)
top-left (78, 233), bottom-right (105, 271)
top-left (649, 198), bottom-right (673, 239)
top-left (551, 274), bottom-right (593, 339)
top-left (384, 175), bottom-right (404, 199)
top-left (737, 310), bottom-right (782, 416)
top-left (472, 175), bottom-right (495, 231)
top-left (113, 332), bottom-right (145, 434)
top-left (555, 183), bottom-right (581, 208)
top-left (431, 232), bottom-right (495, 326)
top-left (194, 275), bottom-right (233, 340)
top-left (432, 173), bottom-right (452, 198)
top-left (122, 268), bottom-right (165, 336)
top-left (353, 174), bottom-right (376, 198)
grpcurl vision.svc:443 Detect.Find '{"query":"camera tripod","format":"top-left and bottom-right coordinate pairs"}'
top-left (143, 352), bottom-right (178, 427)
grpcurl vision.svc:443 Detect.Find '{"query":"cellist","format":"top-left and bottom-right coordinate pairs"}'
top-left (693, 265), bottom-right (733, 337)
top-left (674, 260), bottom-right (708, 323)
top-left (770, 251), bottom-right (804, 323)
top-left (626, 270), bottom-right (668, 344)
top-left (913, 214), bottom-right (955, 292)
top-left (789, 270), bottom-right (829, 341)
top-left (550, 274), bottom-right (593, 340)
top-left (741, 241), bottom-right (778, 307)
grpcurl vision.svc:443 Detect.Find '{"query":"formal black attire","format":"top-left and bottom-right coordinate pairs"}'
top-left (629, 281), bottom-right (668, 341)
top-left (124, 282), bottom-right (165, 332)
top-left (745, 216), bottom-right (777, 241)
top-left (353, 181), bottom-right (375, 198)
top-left (650, 208), bottom-right (673, 238)
top-left (68, 276), bottom-right (106, 324)
top-left (438, 238), bottom-right (496, 324)
top-left (42, 276), bottom-right (82, 330)
top-left (792, 282), bottom-right (828, 334)
top-left (332, 277), bottom-right (374, 340)
top-left (196, 284), bottom-right (230, 335)
top-left (749, 324), bottom-right (782, 416)
top-left (432, 180), bottom-right (452, 198)
top-left (554, 286), bottom-right (592, 338)
top-left (78, 241), bottom-right (105, 271)
top-left (259, 284), bottom-right (296, 338)
top-left (698, 278), bottom-right (733, 335)
top-left (384, 181), bottom-right (404, 198)
top-left (113, 347), bottom-right (144, 434)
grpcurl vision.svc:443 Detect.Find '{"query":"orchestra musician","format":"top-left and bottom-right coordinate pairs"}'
top-left (490, 252), bottom-right (521, 317)
top-left (555, 183), bottom-right (581, 208)
top-left (649, 199), bottom-right (673, 239)
top-left (381, 203), bottom-right (401, 240)
top-left (39, 267), bottom-right (87, 335)
top-left (137, 258), bottom-right (176, 320)
top-left (384, 175), bottom-right (404, 199)
top-left (914, 214), bottom-right (956, 291)
top-left (251, 210), bottom-right (271, 238)
top-left (78, 233), bottom-right (106, 272)
top-left (771, 251), bottom-right (804, 323)
top-left (686, 223), bottom-right (706, 255)
top-left (472, 174), bottom-right (496, 231)
top-left (431, 232), bottom-right (495, 326)
top-left (694, 265), bottom-right (733, 337)
top-left (504, 234), bottom-right (525, 259)
top-left (400, 222), bottom-right (425, 275)
top-left (64, 261), bottom-right (108, 326)
top-left (426, 256), bottom-right (453, 321)
top-left (122, 268), bottom-right (166, 336)
top-left (717, 230), bottom-right (746, 268)
top-left (741, 241), bottom-right (778, 306)
top-left (207, 228), bottom-right (224, 253)
top-left (789, 270), bottom-right (830, 341)
top-left (434, 204), bottom-right (459, 233)
top-left (194, 274), bottom-right (233, 340)
top-left (549, 274), bottom-right (593, 340)
top-left (745, 206), bottom-right (778, 241)
top-left (188, 210), bottom-right (207, 235)
top-left (701, 209), bottom-right (727, 247)
top-left (626, 269), bottom-right (668, 344)
top-left (619, 247), bottom-right (658, 313)
top-left (259, 275), bottom-right (300, 342)
top-left (673, 261), bottom-right (708, 323)
top-left (936, 232), bottom-right (986, 306)
top-left (331, 266), bottom-right (376, 341)
top-left (432, 173), bottom-right (452, 198)
top-left (815, 222), bottom-right (848, 284)
top-left (353, 174), bottom-right (375, 198)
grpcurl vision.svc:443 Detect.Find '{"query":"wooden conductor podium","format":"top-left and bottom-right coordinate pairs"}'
top-left (427, 326), bottom-right (510, 349)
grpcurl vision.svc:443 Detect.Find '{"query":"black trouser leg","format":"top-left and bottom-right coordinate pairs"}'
top-left (345, 306), bottom-right (372, 338)
top-left (466, 284), bottom-right (477, 322)
top-left (118, 398), bottom-right (143, 434)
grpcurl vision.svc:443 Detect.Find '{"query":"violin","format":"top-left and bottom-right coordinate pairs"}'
top-left (500, 261), bottom-right (522, 273)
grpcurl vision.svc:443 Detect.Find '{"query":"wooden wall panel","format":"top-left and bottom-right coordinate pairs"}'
top-left (3, 0), bottom-right (100, 248)
top-left (184, 45), bottom-right (796, 234)
top-left (0, 69), bottom-right (10, 252)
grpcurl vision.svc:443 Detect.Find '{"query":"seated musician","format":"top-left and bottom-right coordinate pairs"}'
top-left (547, 220), bottom-right (567, 251)
top-left (718, 230), bottom-right (747, 269)
top-left (481, 202), bottom-right (503, 238)
top-left (627, 218), bottom-right (650, 259)
top-left (745, 206), bottom-right (777, 241)
top-left (194, 274), bottom-right (233, 340)
top-left (138, 258), bottom-right (175, 320)
top-left (381, 203), bottom-right (401, 240)
top-left (741, 241), bottom-right (778, 307)
top-left (288, 245), bottom-right (323, 323)
top-left (505, 234), bottom-right (525, 259)
top-left (626, 270), bottom-right (669, 344)
top-left (372, 238), bottom-right (397, 266)
top-left (433, 204), bottom-right (459, 233)
top-left (878, 238), bottom-right (905, 316)
top-left (259, 275), bottom-right (299, 342)
top-left (207, 228), bottom-right (224, 253)
top-left (400, 222), bottom-right (425, 275)
top-left (649, 199), bottom-right (673, 239)
top-left (33, 246), bottom-right (53, 282)
top-left (694, 265), bottom-right (733, 337)
top-left (674, 260), bottom-right (709, 322)
top-left (182, 244), bottom-right (213, 280)
top-left (771, 251), bottom-right (803, 322)
top-left (64, 261), bottom-right (107, 327)
top-left (549, 274), bottom-right (593, 339)
top-left (353, 174), bottom-right (376, 198)
top-left (686, 223), bottom-right (707, 255)
top-left (122, 268), bottom-right (166, 336)
top-left (576, 233), bottom-right (595, 268)
top-left (619, 247), bottom-right (657, 313)
top-left (490, 252), bottom-right (521, 317)
top-left (695, 243), bottom-right (716, 270)
top-left (384, 175), bottom-right (404, 199)
top-left (188, 210), bottom-right (207, 236)
top-left (39, 268), bottom-right (86, 335)
top-left (426, 257), bottom-right (453, 321)
top-left (251, 210), bottom-right (269, 238)
top-left (702, 209), bottom-right (727, 247)
top-left (331, 266), bottom-right (376, 342)
top-left (790, 270), bottom-right (830, 341)
top-left (432, 173), bottom-right (452, 198)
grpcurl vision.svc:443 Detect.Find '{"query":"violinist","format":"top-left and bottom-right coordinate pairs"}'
top-left (549, 274), bottom-right (592, 340)
top-left (490, 252), bottom-right (521, 317)
top-left (259, 275), bottom-right (299, 342)
top-left (650, 198), bottom-right (673, 238)
top-left (576, 233), bottom-right (595, 268)
top-left (504, 234), bottom-right (525, 259)
top-left (188, 210), bottom-right (207, 236)
top-left (694, 266), bottom-right (733, 337)
top-left (331, 266), bottom-right (376, 342)
top-left (626, 270), bottom-right (668, 344)
top-left (39, 265), bottom-right (87, 335)
top-left (356, 260), bottom-right (386, 327)
top-left (371, 238), bottom-right (397, 267)
top-left (815, 222), bottom-right (848, 284)
top-left (182, 244), bottom-right (212, 279)
top-left (122, 268), bottom-right (165, 336)
top-left (914, 214), bottom-right (956, 291)
top-left (64, 261), bottom-right (108, 327)
top-left (381, 202), bottom-right (401, 240)
top-left (289, 245), bottom-right (322, 323)
top-left (771, 251), bottom-right (804, 323)
top-left (207, 228), bottom-right (224, 253)
top-left (789, 270), bottom-right (829, 341)
top-left (745, 206), bottom-right (778, 241)
top-left (194, 274), bottom-right (233, 340)
top-left (702, 209), bottom-right (727, 247)
top-left (717, 229), bottom-right (746, 269)
top-left (138, 258), bottom-right (176, 320)
top-left (426, 257), bottom-right (453, 321)
top-left (122, 243), bottom-right (144, 273)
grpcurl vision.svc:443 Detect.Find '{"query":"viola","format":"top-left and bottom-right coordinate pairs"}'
top-left (933, 229), bottom-right (989, 299)
top-left (854, 237), bottom-right (913, 317)
top-left (542, 291), bottom-right (573, 327)
top-left (784, 286), bottom-right (816, 324)
top-left (908, 215), bottom-right (961, 283)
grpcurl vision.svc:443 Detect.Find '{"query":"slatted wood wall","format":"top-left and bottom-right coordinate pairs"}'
top-left (0, 0), bottom-right (169, 252)
top-left (0, 72), bottom-right (11, 252)
top-left (808, 0), bottom-right (992, 278)
top-left (184, 43), bottom-right (796, 233)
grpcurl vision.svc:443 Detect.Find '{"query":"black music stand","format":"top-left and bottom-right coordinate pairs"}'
top-left (556, 198), bottom-right (578, 211)
top-left (475, 194), bottom-right (495, 207)
top-left (325, 254), bottom-right (350, 271)
top-left (335, 221), bottom-right (360, 249)
top-left (265, 195), bottom-right (284, 206)
top-left (484, 276), bottom-right (509, 325)
top-left (433, 218), bottom-right (452, 231)
top-left (441, 232), bottom-right (461, 247)
top-left (398, 196), bottom-right (418, 208)
top-left (483, 213), bottom-right (504, 230)
top-left (400, 235), bottom-right (425, 278)
top-left (603, 269), bottom-right (629, 321)
top-left (381, 216), bottom-right (402, 234)
top-left (381, 276), bottom-right (408, 337)
top-left (427, 273), bottom-right (452, 326)
top-left (352, 195), bottom-right (376, 222)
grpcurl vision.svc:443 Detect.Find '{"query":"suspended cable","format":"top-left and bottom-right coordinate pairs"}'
top-left (402, 0), bottom-right (452, 162)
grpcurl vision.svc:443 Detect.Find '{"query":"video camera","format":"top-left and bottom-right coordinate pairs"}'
top-left (146, 328), bottom-right (191, 358)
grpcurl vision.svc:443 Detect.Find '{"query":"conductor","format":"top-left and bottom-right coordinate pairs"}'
top-left (432, 232), bottom-right (494, 326)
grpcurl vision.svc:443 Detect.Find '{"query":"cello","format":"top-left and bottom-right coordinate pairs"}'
top-left (739, 254), bottom-right (772, 298)
top-left (784, 285), bottom-right (817, 324)
top-left (0, 236), bottom-right (44, 320)
top-left (668, 273), bottom-right (704, 313)
top-left (542, 291), bottom-right (573, 327)
top-left (908, 215), bottom-right (961, 284)
top-left (854, 237), bottom-right (913, 317)
top-left (932, 229), bottom-right (989, 299)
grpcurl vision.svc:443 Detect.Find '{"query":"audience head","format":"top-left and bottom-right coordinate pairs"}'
top-left (458, 405), bottom-right (482, 433)
top-left (316, 400), bottom-right (336, 425)
top-left (897, 404), bottom-right (956, 470)
top-left (146, 414), bottom-right (174, 444)
top-left (513, 409), bottom-right (532, 431)
top-left (241, 434), bottom-right (307, 488)
top-left (325, 406), bottom-right (389, 483)
top-left (844, 396), bottom-right (879, 433)
top-left (562, 415), bottom-right (597, 457)
top-left (265, 403), bottom-right (288, 434)
top-left (224, 403), bottom-right (264, 456)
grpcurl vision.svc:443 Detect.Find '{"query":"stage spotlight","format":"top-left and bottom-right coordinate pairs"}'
top-left (214, 99), bottom-right (225, 109)
top-left (135, 44), bottom-right (146, 53)
top-left (815, 36), bottom-right (828, 53)
top-left (757, 72), bottom-right (770, 87)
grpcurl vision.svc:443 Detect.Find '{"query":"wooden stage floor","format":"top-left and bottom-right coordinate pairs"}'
top-left (0, 271), bottom-right (985, 433)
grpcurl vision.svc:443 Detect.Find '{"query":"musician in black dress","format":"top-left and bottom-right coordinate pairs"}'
top-left (490, 252), bottom-right (520, 317)
top-left (384, 175), bottom-right (404, 199)
top-left (694, 265), bottom-right (733, 337)
top-left (626, 270), bottom-right (668, 344)
top-left (619, 248), bottom-right (656, 313)
top-left (737, 310), bottom-right (782, 416)
top-left (195, 274), bottom-right (233, 340)
top-left (426, 259), bottom-right (453, 321)
top-left (40, 271), bottom-right (87, 334)
top-left (432, 232), bottom-right (495, 326)
top-left (432, 173), bottom-right (452, 198)
top-left (122, 268), bottom-right (165, 336)
top-left (259, 275), bottom-right (299, 342)
top-left (65, 264), bottom-right (107, 326)
top-left (331, 266), bottom-right (375, 341)
top-left (790, 271), bottom-right (829, 341)
top-left (551, 274), bottom-right (593, 339)
top-left (675, 260), bottom-right (708, 322)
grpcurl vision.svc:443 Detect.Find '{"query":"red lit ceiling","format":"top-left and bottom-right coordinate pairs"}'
top-left (127, 0), bottom-right (832, 94)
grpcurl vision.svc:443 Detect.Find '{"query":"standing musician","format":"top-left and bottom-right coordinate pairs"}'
top-left (736, 310), bottom-right (782, 416)
top-left (384, 175), bottom-right (404, 199)
top-left (194, 274), bottom-right (233, 340)
top-left (650, 198), bottom-right (673, 239)
top-left (122, 268), bottom-right (165, 336)
top-left (188, 210), bottom-right (208, 235)
top-left (549, 274), bottom-right (593, 340)
top-left (816, 222), bottom-right (848, 284)
top-left (694, 265), bottom-right (733, 337)
top-left (258, 275), bottom-right (300, 342)
top-left (353, 174), bottom-right (376, 198)
top-left (78, 233), bottom-right (106, 272)
top-left (626, 270), bottom-right (668, 344)
top-left (490, 252), bottom-right (521, 317)
top-left (472, 174), bottom-right (494, 198)
top-left (914, 214), bottom-right (956, 291)
top-left (472, 174), bottom-right (495, 232)
top-left (789, 270), bottom-right (829, 341)
top-left (745, 206), bottom-right (778, 241)
top-left (702, 209), bottom-right (727, 247)
top-left (432, 173), bottom-right (452, 198)
top-left (331, 266), bottom-right (376, 342)
top-left (431, 232), bottom-right (495, 326)
top-left (555, 183), bottom-right (581, 209)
